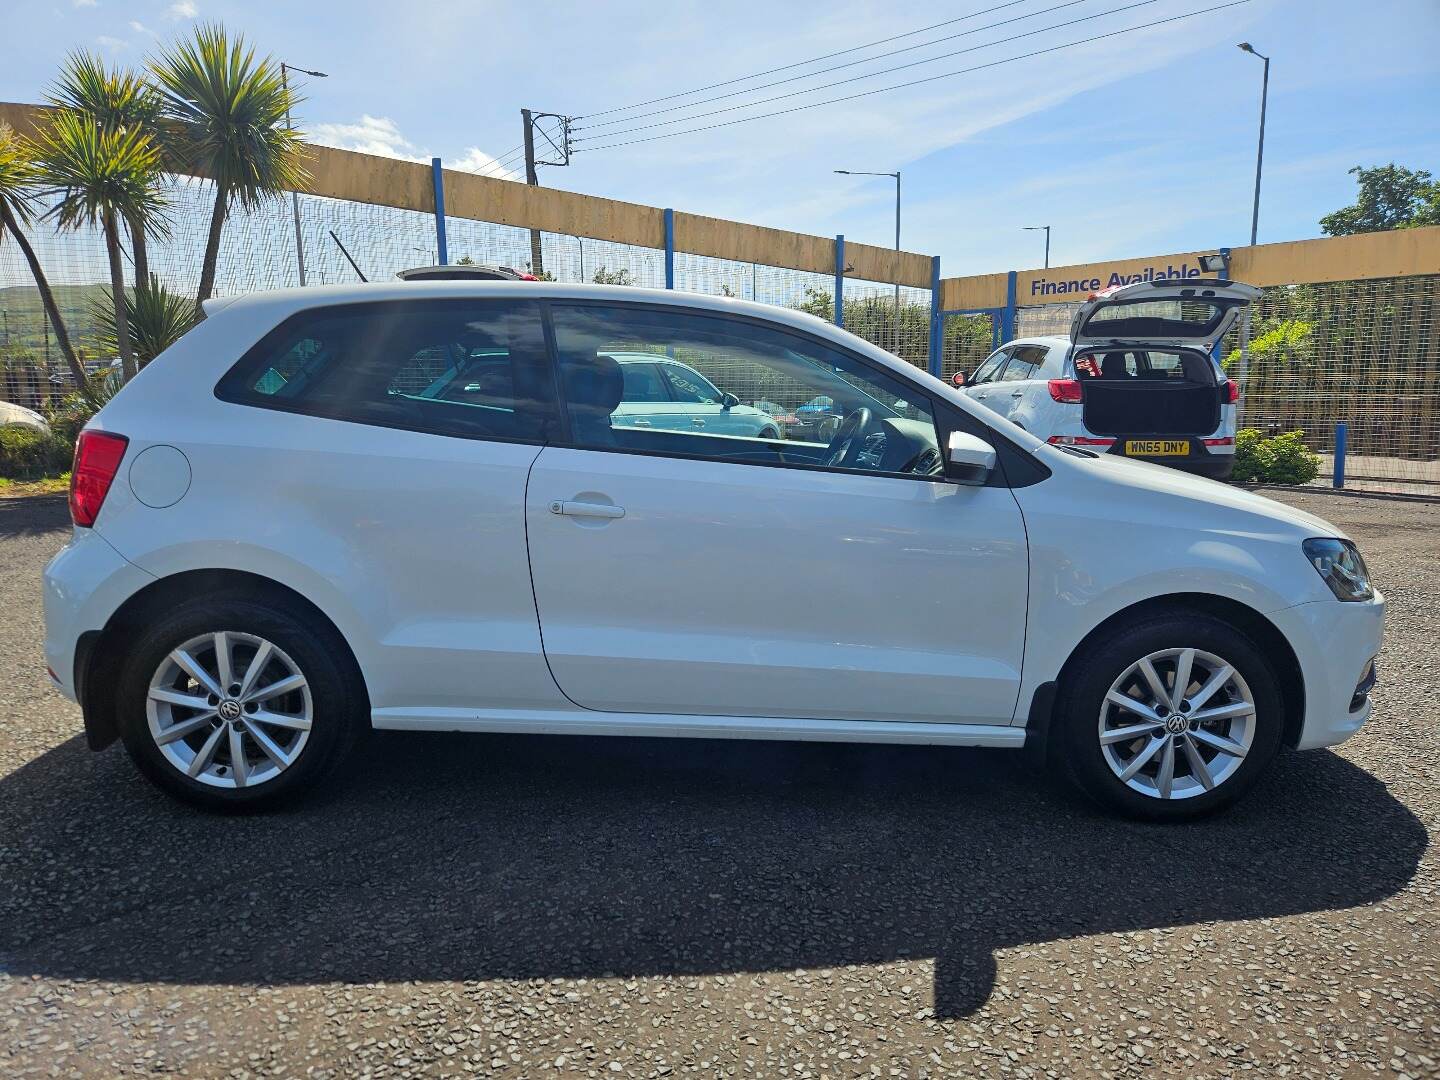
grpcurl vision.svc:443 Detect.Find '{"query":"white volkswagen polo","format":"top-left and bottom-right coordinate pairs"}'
top-left (43, 283), bottom-right (1382, 819)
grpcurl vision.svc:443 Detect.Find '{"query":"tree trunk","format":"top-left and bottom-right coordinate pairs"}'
top-left (127, 211), bottom-right (150, 286)
top-left (195, 181), bottom-right (228, 313)
top-left (104, 209), bottom-right (138, 384)
top-left (0, 203), bottom-right (88, 390)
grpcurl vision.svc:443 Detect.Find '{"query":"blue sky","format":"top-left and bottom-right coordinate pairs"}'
top-left (3, 0), bottom-right (1438, 276)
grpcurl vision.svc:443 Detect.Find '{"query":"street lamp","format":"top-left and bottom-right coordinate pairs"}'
top-left (1235, 42), bottom-right (1270, 410)
top-left (412, 245), bottom-right (436, 265)
top-left (280, 61), bottom-right (328, 286)
top-left (1024, 225), bottom-right (1051, 268)
top-left (835, 169), bottom-right (901, 308)
top-left (1237, 43), bottom-right (1270, 247)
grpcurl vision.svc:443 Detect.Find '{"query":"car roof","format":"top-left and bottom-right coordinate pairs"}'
top-left (601, 351), bottom-right (688, 367)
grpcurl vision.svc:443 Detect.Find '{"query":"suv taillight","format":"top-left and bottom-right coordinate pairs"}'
top-left (1223, 380), bottom-right (1241, 404)
top-left (1048, 378), bottom-right (1083, 403)
top-left (69, 430), bottom-right (129, 528)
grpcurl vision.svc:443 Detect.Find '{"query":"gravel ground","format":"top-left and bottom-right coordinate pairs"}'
top-left (1, 490), bottom-right (1436, 1078)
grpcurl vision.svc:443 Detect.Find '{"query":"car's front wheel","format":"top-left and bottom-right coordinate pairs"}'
top-left (1054, 611), bottom-right (1284, 820)
top-left (116, 596), bottom-right (364, 812)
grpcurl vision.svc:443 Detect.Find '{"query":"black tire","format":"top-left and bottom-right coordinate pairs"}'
top-left (760, 426), bottom-right (780, 441)
top-left (116, 595), bottom-right (365, 812)
top-left (1052, 610), bottom-right (1284, 821)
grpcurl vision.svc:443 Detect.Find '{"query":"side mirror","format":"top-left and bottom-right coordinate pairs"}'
top-left (946, 430), bottom-right (996, 485)
top-left (952, 371), bottom-right (970, 388)
top-left (721, 392), bottom-right (740, 409)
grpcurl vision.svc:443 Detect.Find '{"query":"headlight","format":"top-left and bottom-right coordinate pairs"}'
top-left (1302, 538), bottom-right (1373, 601)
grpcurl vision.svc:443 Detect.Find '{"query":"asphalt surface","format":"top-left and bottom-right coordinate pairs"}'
top-left (1, 489), bottom-right (1436, 1078)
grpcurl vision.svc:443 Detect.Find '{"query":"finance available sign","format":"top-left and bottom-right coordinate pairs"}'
top-left (1027, 260), bottom-right (1206, 300)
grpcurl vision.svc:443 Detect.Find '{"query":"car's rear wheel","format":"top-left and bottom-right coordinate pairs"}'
top-left (1054, 612), bottom-right (1283, 820)
top-left (759, 426), bottom-right (780, 441)
top-left (117, 597), bottom-right (364, 812)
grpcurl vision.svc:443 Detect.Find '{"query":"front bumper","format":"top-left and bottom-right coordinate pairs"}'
top-left (42, 527), bottom-right (154, 703)
top-left (1267, 593), bottom-right (1385, 751)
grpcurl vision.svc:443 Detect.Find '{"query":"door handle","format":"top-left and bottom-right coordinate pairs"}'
top-left (691, 417), bottom-right (706, 427)
top-left (1009, 391), bottom-right (1024, 397)
top-left (632, 418), bottom-right (651, 427)
top-left (549, 500), bottom-right (625, 520)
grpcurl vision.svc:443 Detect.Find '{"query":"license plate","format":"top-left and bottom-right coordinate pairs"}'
top-left (1125, 440), bottom-right (1189, 456)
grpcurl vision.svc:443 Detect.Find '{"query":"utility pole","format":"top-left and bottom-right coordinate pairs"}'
top-left (1024, 225), bottom-right (1051, 268)
top-left (280, 61), bottom-right (328, 286)
top-left (1235, 42), bottom-right (1272, 411)
top-left (521, 108), bottom-right (544, 277)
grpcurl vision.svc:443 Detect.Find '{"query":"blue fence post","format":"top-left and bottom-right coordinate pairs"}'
top-left (430, 157), bottom-right (448, 265)
top-left (1333, 422), bottom-right (1347, 489)
top-left (927, 256), bottom-right (943, 377)
top-left (1000, 271), bottom-right (1017, 341)
top-left (834, 234), bottom-right (845, 328)
top-left (663, 208), bottom-right (675, 289)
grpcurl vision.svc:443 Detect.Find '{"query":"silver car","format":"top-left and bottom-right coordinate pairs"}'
top-left (606, 353), bottom-right (781, 440)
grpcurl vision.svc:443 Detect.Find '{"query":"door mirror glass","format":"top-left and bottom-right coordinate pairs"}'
top-left (721, 392), bottom-right (740, 409)
top-left (946, 430), bottom-right (996, 484)
top-left (952, 371), bottom-right (969, 388)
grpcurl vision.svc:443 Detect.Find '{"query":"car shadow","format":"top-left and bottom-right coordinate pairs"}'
top-left (0, 492), bottom-right (69, 538)
top-left (0, 731), bottom-right (1424, 1017)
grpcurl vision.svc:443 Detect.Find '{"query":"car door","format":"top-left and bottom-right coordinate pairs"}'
top-left (658, 361), bottom-right (743, 436)
top-left (964, 348), bottom-right (1011, 415)
top-left (992, 345), bottom-right (1046, 425)
top-left (524, 301), bottom-right (1029, 726)
top-left (609, 356), bottom-right (676, 433)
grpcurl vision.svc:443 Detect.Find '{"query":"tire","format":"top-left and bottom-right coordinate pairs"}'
top-left (759, 426), bottom-right (780, 441)
top-left (116, 595), bottom-right (365, 812)
top-left (1052, 610), bottom-right (1284, 821)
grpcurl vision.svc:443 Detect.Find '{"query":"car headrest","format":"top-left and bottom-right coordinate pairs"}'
top-left (1101, 352), bottom-right (1128, 378)
top-left (564, 352), bottom-right (624, 418)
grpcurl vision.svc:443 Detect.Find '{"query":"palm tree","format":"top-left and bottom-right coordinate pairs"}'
top-left (32, 110), bottom-right (167, 384)
top-left (47, 51), bottom-right (167, 284)
top-left (150, 24), bottom-right (307, 310)
top-left (0, 123), bottom-right (88, 390)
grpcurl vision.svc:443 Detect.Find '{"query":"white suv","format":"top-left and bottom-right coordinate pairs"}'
top-left (44, 282), bottom-right (1382, 819)
top-left (956, 280), bottom-right (1254, 480)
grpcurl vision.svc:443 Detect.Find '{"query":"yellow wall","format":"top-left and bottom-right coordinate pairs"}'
top-left (0, 100), bottom-right (932, 287)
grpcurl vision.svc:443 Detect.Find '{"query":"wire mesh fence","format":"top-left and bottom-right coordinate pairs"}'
top-left (938, 312), bottom-right (999, 385)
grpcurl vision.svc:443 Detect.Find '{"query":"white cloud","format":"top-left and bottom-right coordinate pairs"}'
top-left (165, 1), bottom-right (198, 19)
top-left (129, 19), bottom-right (157, 36)
top-left (309, 115), bottom-right (425, 161)
top-left (308, 115), bottom-right (519, 181)
top-left (95, 34), bottom-right (127, 51)
top-left (72, 0), bottom-right (98, 8)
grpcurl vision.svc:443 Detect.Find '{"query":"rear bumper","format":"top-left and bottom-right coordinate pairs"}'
top-left (1104, 439), bottom-right (1234, 479)
top-left (42, 527), bottom-right (153, 705)
top-left (1267, 594), bottom-right (1385, 751)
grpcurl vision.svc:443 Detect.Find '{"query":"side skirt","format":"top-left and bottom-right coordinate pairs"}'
top-left (371, 708), bottom-right (1028, 748)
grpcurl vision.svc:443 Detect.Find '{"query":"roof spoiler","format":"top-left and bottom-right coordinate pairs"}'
top-left (200, 295), bottom-right (240, 318)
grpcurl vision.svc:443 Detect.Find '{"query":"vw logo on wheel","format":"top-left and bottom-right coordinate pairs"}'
top-left (1164, 714), bottom-right (1189, 735)
top-left (218, 699), bottom-right (242, 721)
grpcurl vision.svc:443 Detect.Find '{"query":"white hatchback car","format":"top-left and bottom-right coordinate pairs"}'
top-left (957, 280), bottom-right (1255, 480)
top-left (44, 283), bottom-right (1382, 819)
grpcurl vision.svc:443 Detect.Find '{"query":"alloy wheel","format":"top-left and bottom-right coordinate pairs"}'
top-left (1097, 647), bottom-right (1255, 800)
top-left (146, 631), bottom-right (313, 789)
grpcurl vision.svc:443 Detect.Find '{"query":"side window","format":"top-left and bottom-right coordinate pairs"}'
top-left (971, 349), bottom-right (1010, 385)
top-left (660, 364), bottom-right (722, 404)
top-left (999, 345), bottom-right (1045, 382)
top-left (617, 361), bottom-right (670, 402)
top-left (217, 300), bottom-right (557, 443)
top-left (551, 304), bottom-right (942, 478)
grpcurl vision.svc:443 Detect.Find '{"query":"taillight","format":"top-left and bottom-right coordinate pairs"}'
top-left (1222, 380), bottom-right (1240, 404)
top-left (69, 430), bottom-right (129, 528)
top-left (1047, 435), bottom-right (1115, 446)
top-left (1048, 379), bottom-right (1083, 403)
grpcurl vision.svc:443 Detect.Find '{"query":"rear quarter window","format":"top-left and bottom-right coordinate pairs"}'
top-left (215, 300), bottom-right (559, 443)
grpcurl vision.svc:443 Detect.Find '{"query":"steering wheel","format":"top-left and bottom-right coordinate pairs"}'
top-left (822, 407), bottom-right (872, 467)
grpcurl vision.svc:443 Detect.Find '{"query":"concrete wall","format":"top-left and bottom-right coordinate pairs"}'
top-left (0, 101), bottom-right (932, 288)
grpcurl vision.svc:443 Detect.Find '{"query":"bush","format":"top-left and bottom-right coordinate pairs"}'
top-left (1232, 428), bottom-right (1321, 485)
top-left (0, 426), bottom-right (73, 480)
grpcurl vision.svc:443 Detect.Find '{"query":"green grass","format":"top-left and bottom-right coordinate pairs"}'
top-left (0, 283), bottom-right (114, 361)
top-left (0, 472), bottom-right (70, 497)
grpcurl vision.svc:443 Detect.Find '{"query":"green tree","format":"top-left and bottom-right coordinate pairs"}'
top-left (0, 122), bottom-right (88, 390)
top-left (46, 51), bottom-right (167, 282)
top-left (33, 109), bottom-right (167, 383)
top-left (86, 273), bottom-right (198, 368)
top-left (591, 266), bottom-right (635, 286)
top-left (150, 23), bottom-right (307, 310)
top-left (1319, 164), bottom-right (1440, 236)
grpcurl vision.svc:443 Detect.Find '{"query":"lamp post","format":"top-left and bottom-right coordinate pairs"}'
top-left (412, 245), bottom-right (436, 266)
top-left (280, 62), bottom-right (328, 286)
top-left (1235, 42), bottom-right (1270, 408)
top-left (1024, 225), bottom-right (1051, 268)
top-left (835, 169), bottom-right (901, 309)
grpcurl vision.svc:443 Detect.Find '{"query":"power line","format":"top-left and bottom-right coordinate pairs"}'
top-left (579, 0), bottom-right (1089, 134)
top-left (577, 0), bottom-right (1251, 152)
top-left (574, 0), bottom-right (1158, 145)
top-left (577, 0), bottom-right (1034, 121)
